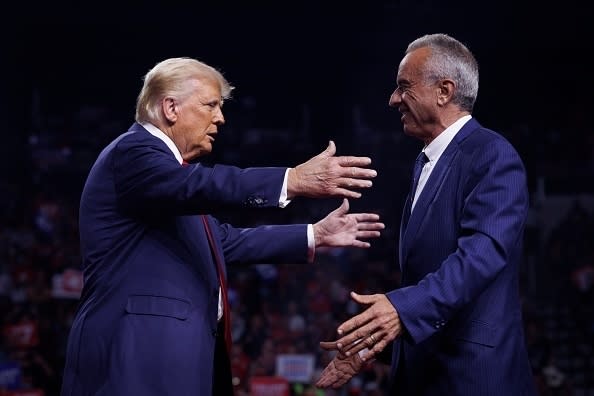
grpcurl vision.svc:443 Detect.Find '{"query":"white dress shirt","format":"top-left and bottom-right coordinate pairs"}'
top-left (411, 115), bottom-right (472, 212)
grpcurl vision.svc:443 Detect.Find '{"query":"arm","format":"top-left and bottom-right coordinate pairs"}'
top-left (389, 140), bottom-right (529, 345)
top-left (319, 139), bottom-right (529, 359)
top-left (215, 199), bottom-right (384, 265)
top-left (114, 138), bottom-right (377, 214)
top-left (113, 138), bottom-right (286, 215)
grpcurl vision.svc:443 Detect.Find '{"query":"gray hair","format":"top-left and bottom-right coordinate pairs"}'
top-left (407, 33), bottom-right (479, 112)
top-left (135, 57), bottom-right (235, 124)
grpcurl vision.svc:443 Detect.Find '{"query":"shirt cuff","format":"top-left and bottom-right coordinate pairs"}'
top-left (307, 224), bottom-right (315, 263)
top-left (279, 169), bottom-right (292, 208)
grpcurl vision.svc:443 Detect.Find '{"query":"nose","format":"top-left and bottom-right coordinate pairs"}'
top-left (213, 107), bottom-right (225, 125)
top-left (389, 90), bottom-right (401, 108)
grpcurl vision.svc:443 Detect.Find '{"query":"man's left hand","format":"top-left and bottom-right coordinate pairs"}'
top-left (312, 199), bottom-right (384, 248)
top-left (324, 291), bottom-right (402, 360)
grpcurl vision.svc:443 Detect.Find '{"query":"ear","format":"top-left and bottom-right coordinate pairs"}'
top-left (162, 97), bottom-right (178, 123)
top-left (437, 79), bottom-right (455, 106)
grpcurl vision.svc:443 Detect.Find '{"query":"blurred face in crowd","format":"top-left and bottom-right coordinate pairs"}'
top-left (166, 77), bottom-right (225, 161)
top-left (389, 47), bottom-right (441, 143)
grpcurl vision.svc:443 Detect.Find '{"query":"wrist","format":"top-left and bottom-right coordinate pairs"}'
top-left (312, 223), bottom-right (322, 247)
top-left (286, 168), bottom-right (298, 199)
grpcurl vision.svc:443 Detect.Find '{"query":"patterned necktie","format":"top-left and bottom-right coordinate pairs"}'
top-left (405, 151), bottom-right (429, 225)
top-left (410, 151), bottom-right (428, 206)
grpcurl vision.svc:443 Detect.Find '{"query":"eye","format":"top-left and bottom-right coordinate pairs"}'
top-left (199, 101), bottom-right (221, 111)
top-left (395, 85), bottom-right (408, 94)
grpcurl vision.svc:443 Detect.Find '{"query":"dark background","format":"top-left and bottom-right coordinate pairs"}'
top-left (3, 1), bottom-right (593, 186)
top-left (1, 1), bottom-right (593, 395)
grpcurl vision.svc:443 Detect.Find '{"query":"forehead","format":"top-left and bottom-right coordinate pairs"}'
top-left (397, 47), bottom-right (430, 81)
top-left (190, 77), bottom-right (222, 100)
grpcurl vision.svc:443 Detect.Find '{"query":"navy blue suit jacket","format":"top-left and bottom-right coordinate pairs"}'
top-left (61, 123), bottom-right (308, 396)
top-left (386, 118), bottom-right (537, 395)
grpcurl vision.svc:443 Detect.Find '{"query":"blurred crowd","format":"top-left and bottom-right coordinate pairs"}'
top-left (1, 99), bottom-right (593, 395)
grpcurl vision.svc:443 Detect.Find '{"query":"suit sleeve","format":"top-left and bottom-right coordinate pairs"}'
top-left (210, 217), bottom-right (309, 265)
top-left (387, 139), bottom-right (529, 344)
top-left (112, 136), bottom-right (287, 215)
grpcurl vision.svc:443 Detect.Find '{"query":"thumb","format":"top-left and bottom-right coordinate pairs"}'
top-left (320, 140), bottom-right (336, 158)
top-left (350, 291), bottom-right (374, 305)
top-left (336, 198), bottom-right (349, 215)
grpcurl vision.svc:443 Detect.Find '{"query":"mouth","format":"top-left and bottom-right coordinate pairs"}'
top-left (399, 108), bottom-right (409, 123)
top-left (206, 131), bottom-right (217, 142)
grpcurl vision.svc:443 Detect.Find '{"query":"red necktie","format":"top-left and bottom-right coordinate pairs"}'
top-left (182, 160), bottom-right (232, 353)
top-left (201, 215), bottom-right (233, 354)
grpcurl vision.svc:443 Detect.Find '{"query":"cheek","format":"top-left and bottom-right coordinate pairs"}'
top-left (192, 121), bottom-right (209, 139)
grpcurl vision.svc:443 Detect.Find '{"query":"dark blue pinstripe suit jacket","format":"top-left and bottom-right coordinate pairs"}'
top-left (60, 123), bottom-right (308, 396)
top-left (387, 118), bottom-right (537, 395)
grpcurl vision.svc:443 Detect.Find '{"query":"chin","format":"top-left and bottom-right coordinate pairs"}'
top-left (198, 147), bottom-right (213, 157)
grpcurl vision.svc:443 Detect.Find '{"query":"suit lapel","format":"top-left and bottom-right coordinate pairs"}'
top-left (400, 148), bottom-right (457, 263)
top-left (180, 215), bottom-right (219, 286)
top-left (400, 119), bottom-right (480, 265)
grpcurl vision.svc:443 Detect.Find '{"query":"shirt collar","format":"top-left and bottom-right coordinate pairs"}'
top-left (140, 122), bottom-right (184, 165)
top-left (423, 115), bottom-right (472, 162)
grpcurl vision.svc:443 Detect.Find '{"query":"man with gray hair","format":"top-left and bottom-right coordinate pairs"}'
top-left (316, 33), bottom-right (537, 395)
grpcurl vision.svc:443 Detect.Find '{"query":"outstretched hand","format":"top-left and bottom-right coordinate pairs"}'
top-left (287, 141), bottom-right (377, 200)
top-left (329, 292), bottom-right (402, 360)
top-left (312, 199), bottom-right (384, 248)
top-left (315, 344), bottom-right (365, 389)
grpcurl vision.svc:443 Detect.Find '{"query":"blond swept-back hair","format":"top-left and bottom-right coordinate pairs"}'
top-left (135, 57), bottom-right (234, 124)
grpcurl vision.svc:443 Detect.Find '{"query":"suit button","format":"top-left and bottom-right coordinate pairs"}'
top-left (244, 196), bottom-right (267, 207)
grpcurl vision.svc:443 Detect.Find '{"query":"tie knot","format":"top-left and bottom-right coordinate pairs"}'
top-left (415, 151), bottom-right (429, 166)
top-left (411, 151), bottom-right (428, 180)
top-left (182, 160), bottom-right (189, 167)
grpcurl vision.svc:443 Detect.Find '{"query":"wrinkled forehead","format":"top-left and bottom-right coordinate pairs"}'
top-left (397, 47), bottom-right (430, 80)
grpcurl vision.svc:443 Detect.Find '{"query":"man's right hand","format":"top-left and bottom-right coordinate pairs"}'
top-left (287, 141), bottom-right (377, 200)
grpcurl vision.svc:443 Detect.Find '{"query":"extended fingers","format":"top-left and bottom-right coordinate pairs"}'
top-left (352, 212), bottom-right (381, 221)
top-left (342, 333), bottom-right (377, 356)
top-left (355, 231), bottom-right (381, 242)
top-left (351, 240), bottom-right (371, 248)
top-left (362, 336), bottom-right (389, 362)
top-left (338, 176), bottom-right (374, 189)
top-left (337, 322), bottom-right (375, 350)
top-left (356, 222), bottom-right (385, 231)
top-left (333, 188), bottom-right (363, 199)
top-left (319, 341), bottom-right (339, 351)
top-left (354, 215), bottom-right (385, 235)
top-left (337, 156), bottom-right (373, 168)
top-left (338, 312), bottom-right (372, 337)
